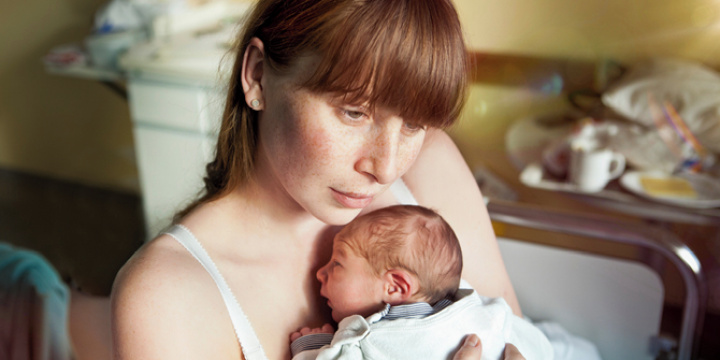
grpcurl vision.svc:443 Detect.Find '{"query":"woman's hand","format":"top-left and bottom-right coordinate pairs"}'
top-left (503, 343), bottom-right (526, 360)
top-left (453, 334), bottom-right (482, 360)
top-left (453, 335), bottom-right (526, 360)
top-left (289, 323), bottom-right (334, 342)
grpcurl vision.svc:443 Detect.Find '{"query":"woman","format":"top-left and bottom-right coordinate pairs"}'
top-left (111, 0), bottom-right (523, 359)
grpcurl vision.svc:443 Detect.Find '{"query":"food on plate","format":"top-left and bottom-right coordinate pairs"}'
top-left (639, 176), bottom-right (697, 198)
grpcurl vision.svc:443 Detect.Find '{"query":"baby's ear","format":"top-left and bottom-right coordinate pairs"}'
top-left (382, 269), bottom-right (418, 306)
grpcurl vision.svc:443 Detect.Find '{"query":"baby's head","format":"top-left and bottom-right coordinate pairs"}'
top-left (316, 205), bottom-right (463, 322)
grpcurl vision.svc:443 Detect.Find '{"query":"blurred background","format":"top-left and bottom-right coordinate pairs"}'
top-left (3, 0), bottom-right (718, 194)
top-left (1, 0), bottom-right (719, 358)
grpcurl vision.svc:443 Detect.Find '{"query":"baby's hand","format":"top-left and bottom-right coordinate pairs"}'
top-left (289, 323), bottom-right (334, 342)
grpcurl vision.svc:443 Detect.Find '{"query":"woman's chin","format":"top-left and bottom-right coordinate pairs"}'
top-left (313, 206), bottom-right (363, 226)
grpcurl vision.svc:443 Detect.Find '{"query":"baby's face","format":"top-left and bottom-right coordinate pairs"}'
top-left (316, 239), bottom-right (386, 322)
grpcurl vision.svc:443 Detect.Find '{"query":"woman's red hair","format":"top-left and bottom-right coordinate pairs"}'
top-left (176, 0), bottom-right (468, 220)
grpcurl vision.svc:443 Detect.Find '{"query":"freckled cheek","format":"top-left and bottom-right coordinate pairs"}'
top-left (396, 137), bottom-right (425, 175)
top-left (300, 132), bottom-right (339, 173)
top-left (284, 110), bottom-right (337, 172)
top-left (304, 126), bottom-right (359, 168)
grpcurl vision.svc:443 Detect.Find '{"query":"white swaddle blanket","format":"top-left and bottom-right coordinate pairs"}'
top-left (293, 286), bottom-right (553, 360)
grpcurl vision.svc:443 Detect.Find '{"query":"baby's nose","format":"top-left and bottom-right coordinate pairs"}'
top-left (316, 265), bottom-right (327, 283)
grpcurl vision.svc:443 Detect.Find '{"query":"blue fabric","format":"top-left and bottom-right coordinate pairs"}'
top-left (0, 243), bottom-right (66, 296)
top-left (0, 242), bottom-right (72, 360)
top-left (380, 298), bottom-right (453, 320)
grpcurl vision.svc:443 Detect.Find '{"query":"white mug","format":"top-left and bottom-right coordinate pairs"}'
top-left (569, 138), bottom-right (626, 192)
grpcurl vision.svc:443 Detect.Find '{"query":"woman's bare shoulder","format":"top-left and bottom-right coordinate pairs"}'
top-left (112, 235), bottom-right (240, 358)
top-left (113, 234), bottom-right (201, 298)
top-left (403, 129), bottom-right (483, 210)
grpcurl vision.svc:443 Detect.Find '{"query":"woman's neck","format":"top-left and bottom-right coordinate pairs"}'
top-left (238, 175), bottom-right (328, 237)
top-left (179, 181), bottom-right (332, 268)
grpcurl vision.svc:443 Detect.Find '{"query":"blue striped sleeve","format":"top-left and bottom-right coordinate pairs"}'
top-left (290, 333), bottom-right (334, 357)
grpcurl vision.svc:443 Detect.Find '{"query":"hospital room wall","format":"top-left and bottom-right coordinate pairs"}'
top-left (0, 0), bottom-right (139, 193)
top-left (0, 0), bottom-right (718, 192)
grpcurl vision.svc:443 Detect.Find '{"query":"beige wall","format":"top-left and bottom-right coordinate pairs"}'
top-left (457, 0), bottom-right (720, 65)
top-left (1, 0), bottom-right (718, 192)
top-left (0, 0), bottom-right (138, 192)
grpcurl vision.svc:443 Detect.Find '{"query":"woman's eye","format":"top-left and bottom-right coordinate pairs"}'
top-left (404, 122), bottom-right (427, 133)
top-left (343, 110), bottom-right (366, 120)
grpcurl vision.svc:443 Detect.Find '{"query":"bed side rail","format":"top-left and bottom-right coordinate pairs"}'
top-left (486, 200), bottom-right (706, 360)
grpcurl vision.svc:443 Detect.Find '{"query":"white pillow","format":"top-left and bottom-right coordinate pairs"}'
top-left (601, 58), bottom-right (720, 154)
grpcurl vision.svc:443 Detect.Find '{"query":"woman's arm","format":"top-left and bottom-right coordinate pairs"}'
top-left (402, 129), bottom-right (522, 316)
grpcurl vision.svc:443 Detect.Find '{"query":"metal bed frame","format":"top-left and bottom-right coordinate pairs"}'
top-left (486, 200), bottom-right (706, 360)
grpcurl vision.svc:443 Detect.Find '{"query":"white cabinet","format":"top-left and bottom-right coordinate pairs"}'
top-left (120, 17), bottom-right (238, 239)
top-left (117, 4), bottom-right (247, 239)
top-left (128, 79), bottom-right (224, 238)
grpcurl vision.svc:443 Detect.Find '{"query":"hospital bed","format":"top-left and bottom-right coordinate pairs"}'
top-left (487, 199), bottom-right (705, 360)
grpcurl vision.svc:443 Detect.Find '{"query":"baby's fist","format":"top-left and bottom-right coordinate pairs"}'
top-left (289, 323), bottom-right (334, 342)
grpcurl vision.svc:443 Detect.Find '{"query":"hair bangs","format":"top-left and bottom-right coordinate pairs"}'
top-left (303, 0), bottom-right (468, 128)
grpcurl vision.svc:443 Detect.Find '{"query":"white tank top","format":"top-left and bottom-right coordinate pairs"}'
top-left (165, 179), bottom-right (418, 360)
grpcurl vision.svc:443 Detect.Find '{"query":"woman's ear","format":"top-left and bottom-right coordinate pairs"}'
top-left (382, 269), bottom-right (418, 306)
top-left (241, 37), bottom-right (265, 110)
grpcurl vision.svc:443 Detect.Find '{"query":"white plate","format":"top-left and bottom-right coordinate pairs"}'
top-left (619, 171), bottom-right (720, 209)
top-left (519, 163), bottom-right (609, 194)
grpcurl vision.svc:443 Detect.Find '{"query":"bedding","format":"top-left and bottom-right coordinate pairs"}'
top-left (601, 57), bottom-right (720, 154)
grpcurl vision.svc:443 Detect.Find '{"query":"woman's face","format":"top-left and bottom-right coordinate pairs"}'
top-left (256, 57), bottom-right (427, 225)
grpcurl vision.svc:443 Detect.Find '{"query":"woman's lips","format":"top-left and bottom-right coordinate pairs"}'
top-left (331, 189), bottom-right (373, 209)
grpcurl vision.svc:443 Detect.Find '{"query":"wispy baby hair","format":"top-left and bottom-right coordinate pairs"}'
top-left (337, 205), bottom-right (463, 304)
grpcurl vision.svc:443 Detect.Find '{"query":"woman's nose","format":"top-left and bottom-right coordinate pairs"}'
top-left (355, 125), bottom-right (399, 185)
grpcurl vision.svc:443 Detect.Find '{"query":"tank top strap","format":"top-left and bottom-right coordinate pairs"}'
top-left (390, 178), bottom-right (419, 205)
top-left (165, 225), bottom-right (269, 360)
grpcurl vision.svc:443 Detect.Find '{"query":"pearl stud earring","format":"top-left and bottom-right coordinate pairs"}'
top-left (250, 99), bottom-right (260, 109)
